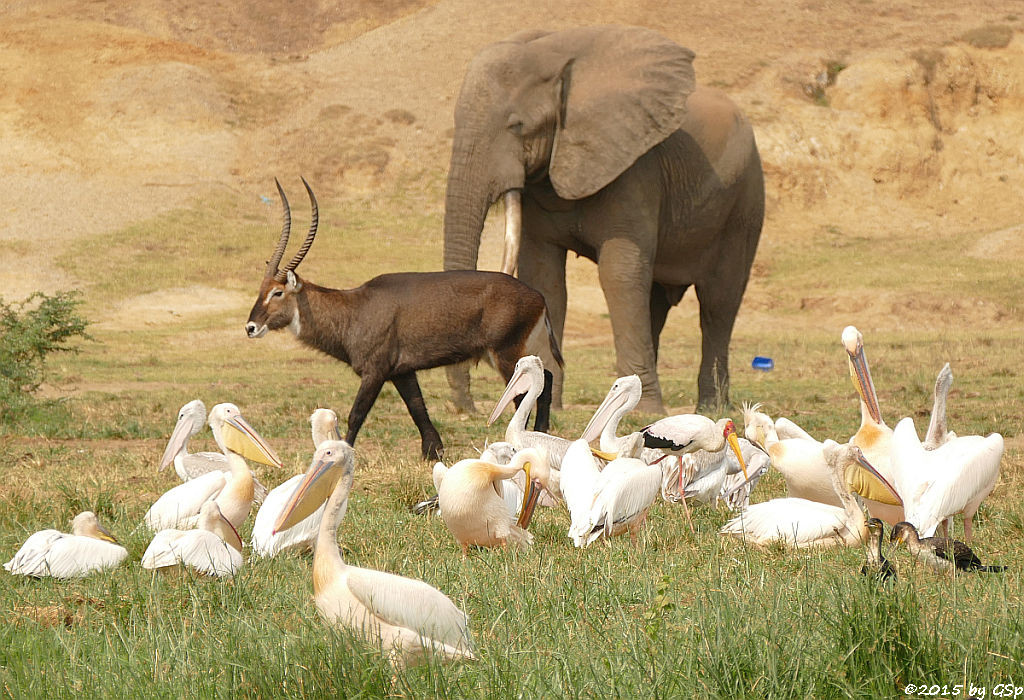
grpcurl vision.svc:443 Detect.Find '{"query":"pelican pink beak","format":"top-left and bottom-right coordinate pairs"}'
top-left (581, 376), bottom-right (641, 443)
top-left (842, 326), bottom-right (882, 426)
top-left (487, 361), bottom-right (536, 426)
top-left (274, 442), bottom-right (347, 533)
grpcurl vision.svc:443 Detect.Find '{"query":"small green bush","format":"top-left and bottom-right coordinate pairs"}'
top-left (0, 290), bottom-right (90, 420)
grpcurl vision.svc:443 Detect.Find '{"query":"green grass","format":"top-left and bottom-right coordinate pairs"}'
top-left (3, 181), bottom-right (1023, 697)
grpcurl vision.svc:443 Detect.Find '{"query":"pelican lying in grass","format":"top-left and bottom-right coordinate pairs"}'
top-left (160, 399), bottom-right (269, 502)
top-left (891, 416), bottom-right (1002, 543)
top-left (141, 501), bottom-right (244, 577)
top-left (145, 403), bottom-right (282, 531)
top-left (4, 511), bottom-right (127, 578)
top-left (436, 448), bottom-right (549, 554)
top-left (720, 441), bottom-right (896, 549)
top-left (251, 408), bottom-right (340, 558)
top-left (274, 440), bottom-right (475, 668)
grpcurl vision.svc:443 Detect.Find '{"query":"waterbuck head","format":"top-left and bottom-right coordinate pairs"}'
top-left (245, 178), bottom-right (319, 338)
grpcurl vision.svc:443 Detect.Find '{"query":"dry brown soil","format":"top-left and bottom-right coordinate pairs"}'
top-left (2, 0), bottom-right (1022, 331)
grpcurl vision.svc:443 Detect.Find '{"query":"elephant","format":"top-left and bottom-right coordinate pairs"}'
top-left (442, 25), bottom-right (764, 414)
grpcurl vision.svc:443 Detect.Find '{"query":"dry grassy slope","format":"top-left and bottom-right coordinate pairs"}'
top-left (1, 0), bottom-right (1022, 330)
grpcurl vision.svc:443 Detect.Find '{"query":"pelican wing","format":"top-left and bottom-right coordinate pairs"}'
top-left (345, 566), bottom-right (473, 652)
top-left (559, 440), bottom-right (601, 541)
top-left (720, 498), bottom-right (849, 547)
top-left (907, 433), bottom-right (1003, 536)
top-left (4, 530), bottom-right (64, 575)
top-left (598, 465), bottom-right (662, 535)
top-left (775, 417), bottom-right (815, 442)
top-left (251, 475), bottom-right (323, 557)
top-left (144, 470), bottom-right (226, 530)
top-left (180, 451), bottom-right (228, 479)
top-left (142, 529), bottom-right (242, 577)
top-left (40, 536), bottom-right (128, 578)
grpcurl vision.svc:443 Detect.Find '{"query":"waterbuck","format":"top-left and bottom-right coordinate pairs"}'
top-left (245, 179), bottom-right (562, 460)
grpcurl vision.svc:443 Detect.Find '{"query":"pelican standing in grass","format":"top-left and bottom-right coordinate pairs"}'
top-left (251, 408), bottom-right (341, 558)
top-left (720, 441), bottom-right (897, 549)
top-left (890, 416), bottom-right (1002, 544)
top-left (436, 448), bottom-right (549, 554)
top-left (145, 403), bottom-right (282, 531)
top-left (556, 437), bottom-right (662, 547)
top-left (273, 440), bottom-right (475, 667)
top-left (580, 374), bottom-right (670, 465)
top-left (5, 511), bottom-right (128, 578)
top-left (488, 356), bottom-right (578, 472)
top-left (160, 399), bottom-right (269, 502)
top-left (141, 501), bottom-right (244, 577)
top-left (890, 521), bottom-right (1005, 573)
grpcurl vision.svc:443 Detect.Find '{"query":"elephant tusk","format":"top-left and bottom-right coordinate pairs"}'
top-left (500, 190), bottom-right (522, 276)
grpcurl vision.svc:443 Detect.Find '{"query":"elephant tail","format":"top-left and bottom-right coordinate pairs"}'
top-left (544, 311), bottom-right (564, 368)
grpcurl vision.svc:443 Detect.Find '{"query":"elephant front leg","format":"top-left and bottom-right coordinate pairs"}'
top-left (597, 238), bottom-right (664, 414)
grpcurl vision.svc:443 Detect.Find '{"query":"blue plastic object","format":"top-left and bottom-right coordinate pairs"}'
top-left (751, 356), bottom-right (774, 371)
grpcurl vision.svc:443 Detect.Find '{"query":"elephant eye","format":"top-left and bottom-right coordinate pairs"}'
top-left (506, 114), bottom-right (524, 135)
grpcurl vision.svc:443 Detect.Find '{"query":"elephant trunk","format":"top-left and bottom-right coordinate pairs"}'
top-left (499, 190), bottom-right (521, 276)
top-left (443, 146), bottom-right (490, 271)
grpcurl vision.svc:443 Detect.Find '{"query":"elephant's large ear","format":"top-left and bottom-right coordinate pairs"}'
top-left (544, 27), bottom-right (696, 200)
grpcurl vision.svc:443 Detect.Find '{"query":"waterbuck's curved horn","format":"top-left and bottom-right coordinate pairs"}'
top-left (277, 177), bottom-right (318, 280)
top-left (266, 178), bottom-right (291, 279)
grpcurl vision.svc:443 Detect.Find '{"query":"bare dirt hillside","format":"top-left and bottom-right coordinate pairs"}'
top-left (2, 0), bottom-right (1022, 326)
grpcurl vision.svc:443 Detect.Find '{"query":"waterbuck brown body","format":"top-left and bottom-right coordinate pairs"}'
top-left (245, 179), bottom-right (562, 460)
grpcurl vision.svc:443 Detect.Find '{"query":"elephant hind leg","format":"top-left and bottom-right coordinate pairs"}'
top-left (445, 362), bottom-right (477, 414)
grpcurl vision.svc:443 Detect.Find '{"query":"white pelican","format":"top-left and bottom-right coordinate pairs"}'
top-left (842, 326), bottom-right (895, 478)
top-left (741, 402), bottom-right (815, 447)
top-left (160, 399), bottom-right (269, 503)
top-left (4, 511), bottom-right (127, 578)
top-left (487, 356), bottom-right (578, 472)
top-left (273, 440), bottom-right (475, 667)
top-left (141, 501), bottom-right (244, 577)
top-left (436, 448), bottom-right (549, 554)
top-left (890, 416), bottom-right (1002, 543)
top-left (890, 521), bottom-right (1005, 573)
top-left (720, 441), bottom-right (891, 549)
top-left (251, 408), bottom-right (340, 558)
top-left (144, 403), bottom-right (282, 531)
top-left (922, 363), bottom-right (956, 450)
top-left (556, 438), bottom-right (661, 547)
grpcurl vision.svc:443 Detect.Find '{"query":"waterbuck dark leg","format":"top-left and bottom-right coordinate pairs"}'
top-left (392, 371), bottom-right (444, 460)
top-left (531, 369), bottom-right (553, 433)
top-left (346, 375), bottom-right (387, 447)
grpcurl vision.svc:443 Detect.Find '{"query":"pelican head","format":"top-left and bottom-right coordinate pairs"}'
top-left (511, 447), bottom-right (552, 530)
top-left (487, 355), bottom-right (544, 426)
top-left (198, 501), bottom-right (244, 552)
top-left (581, 374), bottom-right (642, 443)
top-left (310, 408), bottom-right (343, 448)
top-left (209, 403), bottom-right (283, 468)
top-left (274, 440), bottom-right (355, 533)
top-left (841, 326), bottom-right (882, 426)
top-left (72, 511), bottom-right (119, 544)
top-left (741, 401), bottom-right (776, 448)
top-left (160, 399), bottom-right (208, 471)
